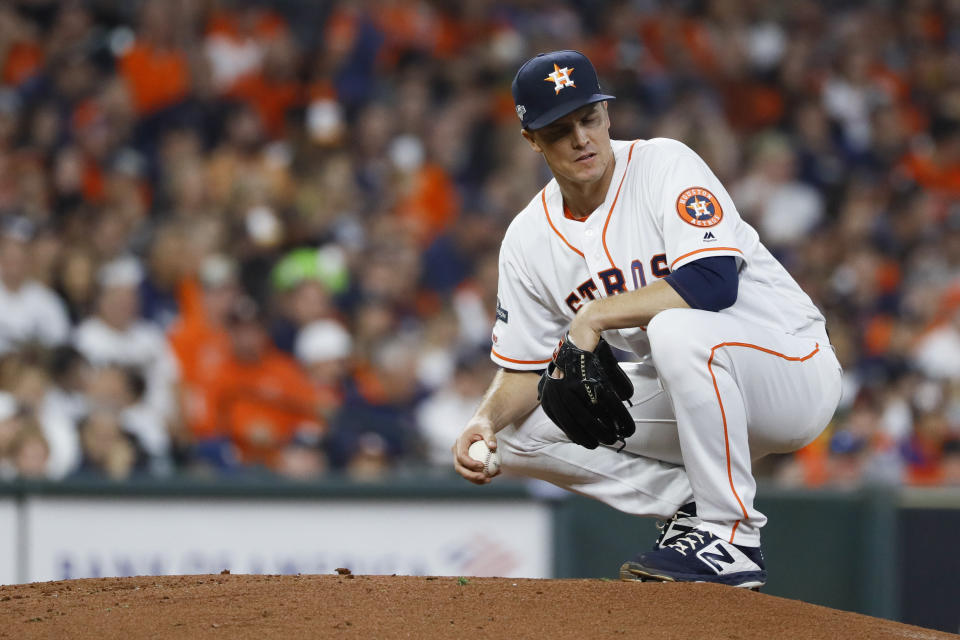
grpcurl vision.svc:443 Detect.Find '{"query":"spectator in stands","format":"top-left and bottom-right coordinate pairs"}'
top-left (270, 245), bottom-right (348, 353)
top-left (139, 224), bottom-right (189, 329)
top-left (10, 421), bottom-right (50, 480)
top-left (416, 347), bottom-right (496, 467)
top-left (0, 348), bottom-right (82, 480)
top-left (86, 364), bottom-right (170, 475)
top-left (326, 336), bottom-right (424, 472)
top-left (74, 409), bottom-right (146, 481)
top-left (345, 431), bottom-right (390, 482)
top-left (732, 133), bottom-right (825, 252)
top-left (54, 246), bottom-right (99, 323)
top-left (198, 297), bottom-right (324, 470)
top-left (205, 101), bottom-right (293, 216)
top-left (73, 257), bottom-right (181, 439)
top-left (294, 318), bottom-right (352, 400)
top-left (0, 217), bottom-right (70, 354)
top-left (203, 2), bottom-right (289, 95)
top-left (912, 307), bottom-right (960, 381)
top-left (226, 30), bottom-right (303, 141)
top-left (40, 346), bottom-right (89, 479)
top-left (117, 0), bottom-right (191, 119)
top-left (44, 347), bottom-right (91, 424)
top-left (0, 375), bottom-right (53, 480)
top-left (275, 430), bottom-right (328, 481)
top-left (168, 254), bottom-right (239, 445)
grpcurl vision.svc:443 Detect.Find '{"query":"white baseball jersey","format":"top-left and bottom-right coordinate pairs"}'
top-left (488, 138), bottom-right (842, 547)
top-left (491, 137), bottom-right (828, 370)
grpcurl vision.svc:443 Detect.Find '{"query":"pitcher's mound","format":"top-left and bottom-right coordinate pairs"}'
top-left (0, 574), bottom-right (954, 639)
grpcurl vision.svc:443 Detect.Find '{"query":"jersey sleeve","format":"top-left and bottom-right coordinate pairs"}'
top-left (653, 141), bottom-right (747, 272)
top-left (490, 241), bottom-right (564, 371)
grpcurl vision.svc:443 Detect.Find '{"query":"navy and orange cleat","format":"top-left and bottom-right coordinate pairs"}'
top-left (620, 526), bottom-right (767, 590)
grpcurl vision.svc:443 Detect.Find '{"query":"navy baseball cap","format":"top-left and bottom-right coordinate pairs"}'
top-left (511, 50), bottom-right (615, 130)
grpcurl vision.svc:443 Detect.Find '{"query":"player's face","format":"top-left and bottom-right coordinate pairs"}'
top-left (523, 102), bottom-right (613, 185)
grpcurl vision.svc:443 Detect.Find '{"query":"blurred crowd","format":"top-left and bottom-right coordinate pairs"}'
top-left (0, 0), bottom-right (958, 487)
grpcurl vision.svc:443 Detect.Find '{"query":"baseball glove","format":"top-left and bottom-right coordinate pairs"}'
top-left (537, 334), bottom-right (635, 450)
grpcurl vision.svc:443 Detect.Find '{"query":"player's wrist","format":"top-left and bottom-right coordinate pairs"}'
top-left (570, 301), bottom-right (604, 350)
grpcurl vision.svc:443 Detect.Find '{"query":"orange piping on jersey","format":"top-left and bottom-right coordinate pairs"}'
top-left (542, 189), bottom-right (584, 258)
top-left (707, 341), bottom-right (820, 543)
top-left (600, 140), bottom-right (640, 270)
top-left (670, 247), bottom-right (743, 270)
top-left (491, 348), bottom-right (552, 365)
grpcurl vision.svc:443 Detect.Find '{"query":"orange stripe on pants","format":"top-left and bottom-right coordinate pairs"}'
top-left (708, 341), bottom-right (820, 543)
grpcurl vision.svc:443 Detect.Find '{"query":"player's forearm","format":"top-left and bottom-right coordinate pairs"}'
top-left (471, 368), bottom-right (541, 433)
top-left (570, 279), bottom-right (689, 348)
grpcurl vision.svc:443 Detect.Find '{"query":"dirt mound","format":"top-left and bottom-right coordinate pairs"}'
top-left (0, 574), bottom-right (953, 639)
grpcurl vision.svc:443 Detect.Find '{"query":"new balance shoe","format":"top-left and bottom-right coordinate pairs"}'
top-left (620, 526), bottom-right (766, 589)
top-left (652, 502), bottom-right (701, 549)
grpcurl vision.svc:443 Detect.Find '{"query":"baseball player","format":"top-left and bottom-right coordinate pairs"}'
top-left (452, 50), bottom-right (842, 589)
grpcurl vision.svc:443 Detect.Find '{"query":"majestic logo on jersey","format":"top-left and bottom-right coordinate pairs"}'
top-left (545, 64), bottom-right (576, 94)
top-left (516, 104), bottom-right (526, 121)
top-left (703, 231), bottom-right (717, 242)
top-left (676, 187), bottom-right (723, 228)
top-left (496, 298), bottom-right (509, 323)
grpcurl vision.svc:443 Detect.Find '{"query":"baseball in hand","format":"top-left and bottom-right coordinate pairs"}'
top-left (468, 441), bottom-right (501, 477)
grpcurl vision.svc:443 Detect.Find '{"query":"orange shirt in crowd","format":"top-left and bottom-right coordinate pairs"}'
top-left (639, 15), bottom-right (716, 74)
top-left (199, 348), bottom-right (321, 468)
top-left (792, 433), bottom-right (829, 487)
top-left (2, 41), bottom-right (43, 86)
top-left (227, 73), bottom-right (302, 139)
top-left (900, 151), bottom-right (960, 197)
top-left (373, 3), bottom-right (456, 65)
top-left (167, 280), bottom-right (233, 441)
top-left (395, 163), bottom-right (459, 245)
top-left (118, 41), bottom-right (190, 115)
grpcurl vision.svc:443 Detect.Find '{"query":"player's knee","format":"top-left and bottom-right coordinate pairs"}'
top-left (647, 308), bottom-right (702, 350)
top-left (647, 308), bottom-right (712, 375)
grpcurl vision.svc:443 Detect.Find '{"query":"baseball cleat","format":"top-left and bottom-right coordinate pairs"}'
top-left (619, 526), bottom-right (766, 589)
top-left (652, 502), bottom-right (701, 549)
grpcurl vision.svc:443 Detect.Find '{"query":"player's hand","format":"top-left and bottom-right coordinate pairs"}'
top-left (452, 417), bottom-right (499, 485)
top-left (568, 301), bottom-right (602, 351)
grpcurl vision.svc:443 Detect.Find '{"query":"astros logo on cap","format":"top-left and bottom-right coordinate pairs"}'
top-left (676, 187), bottom-right (723, 227)
top-left (545, 64), bottom-right (576, 94)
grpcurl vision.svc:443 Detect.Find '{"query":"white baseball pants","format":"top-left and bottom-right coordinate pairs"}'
top-left (497, 308), bottom-right (842, 546)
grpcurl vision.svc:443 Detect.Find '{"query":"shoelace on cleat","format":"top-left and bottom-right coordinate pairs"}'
top-left (667, 531), bottom-right (706, 556)
top-left (653, 505), bottom-right (695, 548)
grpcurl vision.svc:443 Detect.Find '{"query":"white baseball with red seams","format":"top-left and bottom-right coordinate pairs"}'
top-left (467, 441), bottom-right (501, 477)
top-left (489, 138), bottom-right (842, 547)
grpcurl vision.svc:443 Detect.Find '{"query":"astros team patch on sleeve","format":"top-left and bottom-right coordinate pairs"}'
top-left (676, 187), bottom-right (723, 227)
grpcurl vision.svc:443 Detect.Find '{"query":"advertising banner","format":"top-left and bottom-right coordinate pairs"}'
top-left (23, 497), bottom-right (551, 582)
top-left (0, 499), bottom-right (16, 585)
